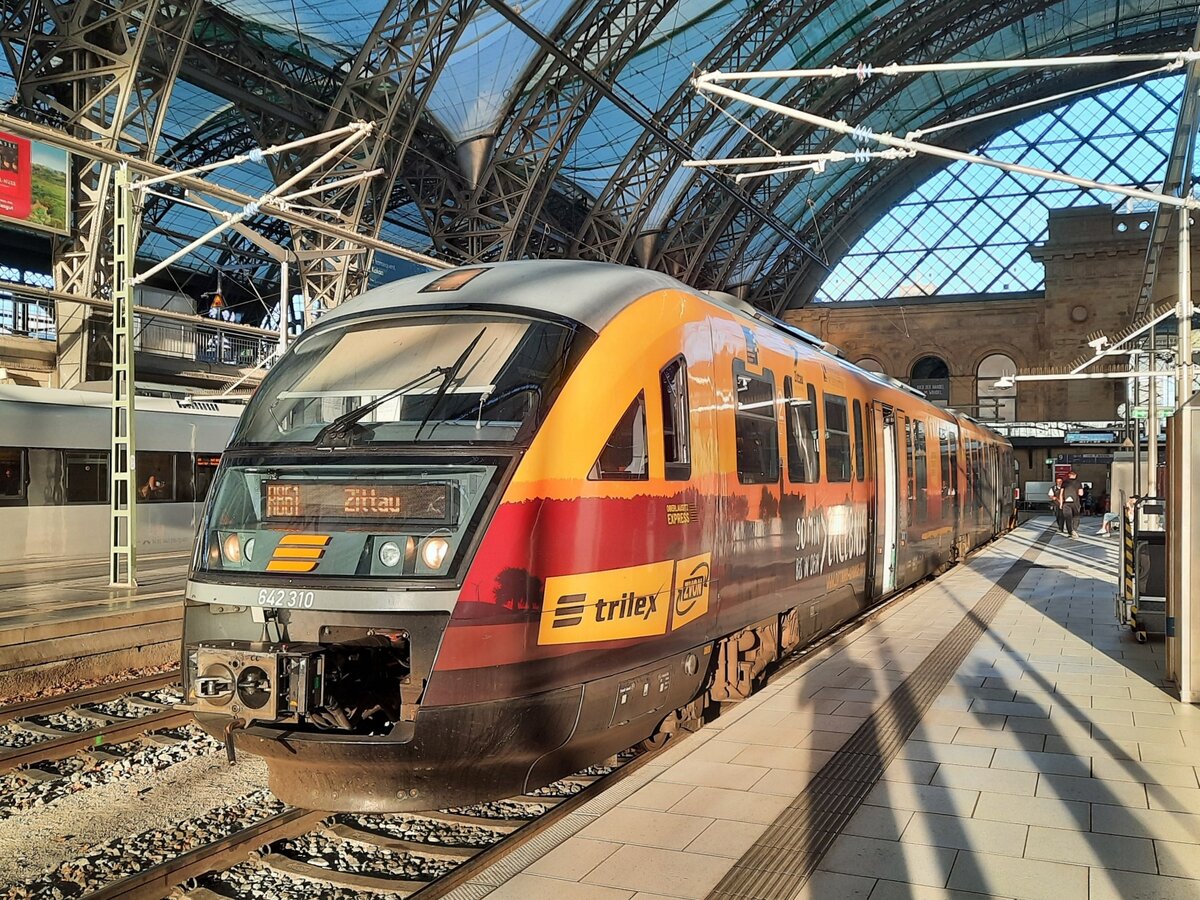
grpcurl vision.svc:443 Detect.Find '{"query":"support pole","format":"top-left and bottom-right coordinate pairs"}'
top-left (1149, 321), bottom-right (1158, 494)
top-left (279, 258), bottom-right (289, 354)
top-left (110, 165), bottom-right (138, 587)
top-left (1182, 210), bottom-right (1195, 405)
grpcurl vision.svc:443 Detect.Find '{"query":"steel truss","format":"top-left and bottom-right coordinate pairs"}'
top-left (427, 0), bottom-right (674, 262)
top-left (3, 0), bottom-right (199, 302)
top-left (750, 23), bottom-right (1200, 313)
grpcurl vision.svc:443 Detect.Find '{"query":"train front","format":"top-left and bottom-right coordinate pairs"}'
top-left (182, 296), bottom-right (590, 811)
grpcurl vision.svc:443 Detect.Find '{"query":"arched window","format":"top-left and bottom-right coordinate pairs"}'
top-left (856, 357), bottom-right (885, 375)
top-left (910, 356), bottom-right (950, 404)
top-left (977, 353), bottom-right (1017, 422)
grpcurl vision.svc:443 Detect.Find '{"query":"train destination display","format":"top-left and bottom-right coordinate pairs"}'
top-left (264, 481), bottom-right (452, 522)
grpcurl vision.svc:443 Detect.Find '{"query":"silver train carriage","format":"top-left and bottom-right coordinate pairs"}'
top-left (0, 385), bottom-right (240, 567)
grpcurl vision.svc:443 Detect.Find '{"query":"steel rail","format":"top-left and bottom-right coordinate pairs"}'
top-left (0, 708), bottom-right (192, 773)
top-left (83, 808), bottom-right (329, 900)
top-left (0, 672), bottom-right (180, 725)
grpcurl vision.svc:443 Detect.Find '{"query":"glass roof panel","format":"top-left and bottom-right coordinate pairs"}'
top-left (816, 74), bottom-right (1185, 303)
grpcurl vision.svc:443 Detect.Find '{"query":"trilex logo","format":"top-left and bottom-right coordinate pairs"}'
top-left (553, 588), bottom-right (663, 629)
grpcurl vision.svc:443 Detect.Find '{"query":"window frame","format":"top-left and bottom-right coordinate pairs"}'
top-left (852, 398), bottom-right (865, 481)
top-left (0, 447), bottom-right (28, 505)
top-left (733, 360), bottom-right (780, 485)
top-left (64, 450), bottom-right (110, 505)
top-left (783, 376), bottom-right (821, 484)
top-left (659, 355), bottom-right (692, 481)
top-left (823, 393), bottom-right (852, 484)
top-left (589, 391), bottom-right (650, 482)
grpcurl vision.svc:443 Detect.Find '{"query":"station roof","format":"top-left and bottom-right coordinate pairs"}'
top-left (4, 0), bottom-right (1200, 312)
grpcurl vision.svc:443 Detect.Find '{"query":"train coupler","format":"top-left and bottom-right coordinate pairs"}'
top-left (186, 640), bottom-right (326, 726)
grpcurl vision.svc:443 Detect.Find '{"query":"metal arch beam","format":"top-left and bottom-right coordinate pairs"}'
top-left (569, 0), bottom-right (841, 267)
top-left (475, 0), bottom-right (824, 270)
top-left (288, 0), bottom-right (479, 315)
top-left (431, 0), bottom-right (676, 263)
top-left (653, 0), bottom-right (1062, 292)
top-left (749, 23), bottom-right (1200, 313)
top-left (4, 0), bottom-right (200, 303)
top-left (1130, 18), bottom-right (1200, 324)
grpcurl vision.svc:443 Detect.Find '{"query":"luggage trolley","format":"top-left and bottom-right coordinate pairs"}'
top-left (1117, 496), bottom-right (1168, 642)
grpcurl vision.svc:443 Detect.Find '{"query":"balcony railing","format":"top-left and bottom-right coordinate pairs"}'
top-left (0, 291), bottom-right (56, 341)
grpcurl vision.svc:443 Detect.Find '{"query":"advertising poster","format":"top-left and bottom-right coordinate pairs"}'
top-left (0, 131), bottom-right (69, 236)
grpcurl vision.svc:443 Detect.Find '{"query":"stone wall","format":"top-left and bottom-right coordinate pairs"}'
top-left (784, 205), bottom-right (1193, 423)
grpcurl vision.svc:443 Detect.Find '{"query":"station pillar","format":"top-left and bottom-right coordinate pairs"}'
top-left (1166, 394), bottom-right (1200, 702)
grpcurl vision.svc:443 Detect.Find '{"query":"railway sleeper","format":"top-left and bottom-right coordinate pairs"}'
top-left (324, 822), bottom-right (481, 860)
top-left (259, 852), bottom-right (430, 894)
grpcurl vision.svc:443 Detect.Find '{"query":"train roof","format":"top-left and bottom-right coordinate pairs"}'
top-left (0, 384), bottom-right (243, 418)
top-left (320, 260), bottom-right (693, 333)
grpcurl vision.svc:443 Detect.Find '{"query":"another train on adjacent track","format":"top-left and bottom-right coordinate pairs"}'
top-left (182, 261), bottom-right (1016, 811)
top-left (0, 385), bottom-right (240, 568)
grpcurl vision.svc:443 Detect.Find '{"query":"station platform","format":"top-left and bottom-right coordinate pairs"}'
top-left (457, 519), bottom-right (1199, 900)
top-left (0, 552), bottom-right (187, 698)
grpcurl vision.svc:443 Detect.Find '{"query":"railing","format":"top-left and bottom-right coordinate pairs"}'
top-left (133, 315), bottom-right (278, 368)
top-left (0, 290), bottom-right (56, 341)
top-left (1, 285), bottom-right (280, 370)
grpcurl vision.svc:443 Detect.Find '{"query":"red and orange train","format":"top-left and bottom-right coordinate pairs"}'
top-left (183, 261), bottom-right (1015, 810)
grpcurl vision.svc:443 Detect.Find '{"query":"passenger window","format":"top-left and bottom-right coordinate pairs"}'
top-left (0, 448), bottom-right (26, 501)
top-left (940, 427), bottom-right (958, 497)
top-left (914, 421), bottom-right (928, 521)
top-left (65, 451), bottom-right (109, 504)
top-left (660, 356), bottom-right (691, 480)
top-left (194, 455), bottom-right (221, 500)
top-left (784, 377), bottom-right (820, 484)
top-left (137, 451), bottom-right (177, 502)
top-left (734, 362), bottom-right (779, 484)
top-left (852, 399), bottom-right (865, 481)
top-left (824, 394), bottom-right (852, 483)
top-left (590, 392), bottom-right (649, 481)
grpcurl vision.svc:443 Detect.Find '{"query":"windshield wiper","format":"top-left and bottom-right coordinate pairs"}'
top-left (414, 327), bottom-right (487, 441)
top-left (313, 367), bottom-right (443, 447)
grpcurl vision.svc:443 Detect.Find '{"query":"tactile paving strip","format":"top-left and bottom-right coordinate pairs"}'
top-left (708, 529), bottom-right (1055, 900)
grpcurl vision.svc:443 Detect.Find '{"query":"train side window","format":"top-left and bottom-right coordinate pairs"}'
top-left (852, 399), bottom-right (865, 481)
top-left (64, 451), bottom-right (109, 504)
top-left (940, 427), bottom-right (958, 497)
top-left (137, 451), bottom-right (177, 502)
top-left (0, 448), bottom-right (27, 502)
top-left (590, 392), bottom-right (649, 481)
top-left (194, 454), bottom-right (221, 500)
top-left (734, 362), bottom-right (779, 484)
top-left (914, 421), bottom-right (928, 521)
top-left (783, 377), bottom-right (819, 484)
top-left (660, 356), bottom-right (691, 480)
top-left (174, 452), bottom-right (195, 503)
top-left (824, 394), bottom-right (852, 483)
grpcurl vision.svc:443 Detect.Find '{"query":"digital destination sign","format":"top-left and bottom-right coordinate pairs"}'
top-left (264, 481), bottom-right (452, 523)
top-left (0, 131), bottom-right (69, 236)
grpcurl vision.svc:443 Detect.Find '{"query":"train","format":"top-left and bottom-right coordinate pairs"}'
top-left (181, 260), bottom-right (1016, 812)
top-left (0, 385), bottom-right (240, 568)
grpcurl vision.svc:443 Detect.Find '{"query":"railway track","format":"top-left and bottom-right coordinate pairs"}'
top-left (20, 567), bottom-right (945, 900)
top-left (0, 672), bottom-right (187, 774)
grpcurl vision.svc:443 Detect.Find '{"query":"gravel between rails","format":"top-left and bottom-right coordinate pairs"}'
top-left (200, 861), bottom-right (410, 900)
top-left (0, 742), bottom-right (270, 888)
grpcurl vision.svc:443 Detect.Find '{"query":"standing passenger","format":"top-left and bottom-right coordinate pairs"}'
top-left (1059, 470), bottom-right (1083, 538)
top-left (1048, 477), bottom-right (1064, 533)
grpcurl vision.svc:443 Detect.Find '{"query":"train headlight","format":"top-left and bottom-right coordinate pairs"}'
top-left (421, 536), bottom-right (450, 570)
top-left (221, 532), bottom-right (242, 564)
top-left (243, 538), bottom-right (256, 562)
top-left (378, 540), bottom-right (402, 568)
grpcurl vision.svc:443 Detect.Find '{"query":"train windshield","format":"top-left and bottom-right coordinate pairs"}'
top-left (234, 313), bottom-right (580, 446)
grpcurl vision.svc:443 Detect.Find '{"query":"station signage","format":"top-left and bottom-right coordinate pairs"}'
top-left (1065, 431), bottom-right (1117, 444)
top-left (0, 131), bottom-right (69, 236)
top-left (909, 377), bottom-right (949, 402)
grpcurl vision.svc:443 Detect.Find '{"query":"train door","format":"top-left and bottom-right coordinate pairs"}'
top-left (871, 401), bottom-right (900, 599)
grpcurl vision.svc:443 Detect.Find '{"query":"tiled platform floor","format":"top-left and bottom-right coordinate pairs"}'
top-left (458, 519), bottom-right (1200, 900)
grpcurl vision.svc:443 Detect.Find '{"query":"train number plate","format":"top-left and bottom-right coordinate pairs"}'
top-left (257, 588), bottom-right (316, 609)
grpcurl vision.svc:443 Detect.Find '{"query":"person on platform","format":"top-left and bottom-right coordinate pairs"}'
top-left (1048, 477), bottom-right (1065, 533)
top-left (1059, 470), bottom-right (1084, 538)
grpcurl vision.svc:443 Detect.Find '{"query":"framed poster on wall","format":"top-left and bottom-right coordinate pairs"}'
top-left (0, 131), bottom-right (69, 236)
